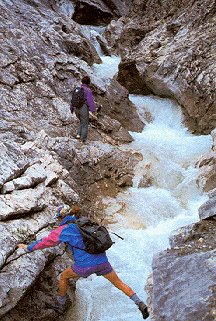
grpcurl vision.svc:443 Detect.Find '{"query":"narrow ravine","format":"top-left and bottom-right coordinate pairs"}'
top-left (66, 27), bottom-right (212, 321)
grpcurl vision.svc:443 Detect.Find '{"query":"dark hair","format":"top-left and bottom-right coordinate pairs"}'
top-left (69, 204), bottom-right (82, 217)
top-left (82, 75), bottom-right (91, 85)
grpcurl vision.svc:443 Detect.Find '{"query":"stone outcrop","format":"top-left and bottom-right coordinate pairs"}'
top-left (146, 207), bottom-right (216, 321)
top-left (105, 0), bottom-right (216, 134)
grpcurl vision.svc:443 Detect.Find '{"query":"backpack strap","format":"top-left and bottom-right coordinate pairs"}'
top-left (63, 220), bottom-right (86, 251)
top-left (65, 220), bottom-right (124, 251)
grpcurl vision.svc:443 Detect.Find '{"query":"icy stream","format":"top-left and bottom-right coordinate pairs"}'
top-left (66, 28), bottom-right (212, 321)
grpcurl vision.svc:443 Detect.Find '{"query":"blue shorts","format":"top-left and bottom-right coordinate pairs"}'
top-left (72, 262), bottom-right (113, 278)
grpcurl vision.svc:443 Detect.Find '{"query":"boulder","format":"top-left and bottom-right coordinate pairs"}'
top-left (151, 249), bottom-right (216, 321)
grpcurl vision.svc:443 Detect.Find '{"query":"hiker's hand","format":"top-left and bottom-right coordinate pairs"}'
top-left (96, 104), bottom-right (102, 113)
top-left (17, 244), bottom-right (28, 250)
top-left (89, 111), bottom-right (96, 118)
top-left (70, 105), bottom-right (74, 114)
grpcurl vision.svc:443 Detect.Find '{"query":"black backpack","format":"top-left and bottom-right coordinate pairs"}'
top-left (73, 217), bottom-right (114, 254)
top-left (71, 86), bottom-right (86, 109)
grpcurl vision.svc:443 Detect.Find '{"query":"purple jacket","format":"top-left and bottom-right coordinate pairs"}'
top-left (81, 84), bottom-right (96, 112)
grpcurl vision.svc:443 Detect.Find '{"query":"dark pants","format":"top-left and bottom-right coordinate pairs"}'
top-left (75, 104), bottom-right (89, 141)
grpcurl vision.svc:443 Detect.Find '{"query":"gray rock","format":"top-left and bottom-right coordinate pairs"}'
top-left (0, 142), bottom-right (29, 189)
top-left (0, 184), bottom-right (45, 221)
top-left (199, 195), bottom-right (216, 220)
top-left (151, 249), bottom-right (216, 321)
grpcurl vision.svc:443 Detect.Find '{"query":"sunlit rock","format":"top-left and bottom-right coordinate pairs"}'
top-left (0, 142), bottom-right (29, 189)
top-left (0, 184), bottom-right (45, 221)
top-left (199, 190), bottom-right (216, 220)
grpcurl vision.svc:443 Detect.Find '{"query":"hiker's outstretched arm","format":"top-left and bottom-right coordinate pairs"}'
top-left (21, 225), bottom-right (66, 252)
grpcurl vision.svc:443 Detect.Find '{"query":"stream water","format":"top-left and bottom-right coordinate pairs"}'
top-left (66, 27), bottom-right (212, 321)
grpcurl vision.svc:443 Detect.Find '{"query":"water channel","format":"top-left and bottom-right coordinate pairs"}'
top-left (66, 27), bottom-right (212, 321)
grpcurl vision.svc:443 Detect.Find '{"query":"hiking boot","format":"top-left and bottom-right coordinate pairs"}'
top-left (138, 302), bottom-right (149, 319)
top-left (46, 295), bottom-right (69, 314)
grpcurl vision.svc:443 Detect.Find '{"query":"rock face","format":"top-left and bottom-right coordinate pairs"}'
top-left (0, 1), bottom-right (143, 319)
top-left (107, 0), bottom-right (216, 134)
top-left (146, 215), bottom-right (216, 321)
top-left (0, 130), bottom-right (141, 320)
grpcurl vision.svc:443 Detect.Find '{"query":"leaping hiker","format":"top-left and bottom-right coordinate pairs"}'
top-left (70, 75), bottom-right (96, 143)
top-left (17, 204), bottom-right (149, 319)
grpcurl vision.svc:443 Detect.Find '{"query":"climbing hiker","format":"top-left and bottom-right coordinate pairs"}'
top-left (17, 204), bottom-right (149, 319)
top-left (70, 75), bottom-right (96, 143)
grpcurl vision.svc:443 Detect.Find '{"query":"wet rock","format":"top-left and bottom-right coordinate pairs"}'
top-left (196, 126), bottom-right (216, 191)
top-left (199, 191), bottom-right (216, 220)
top-left (104, 18), bottom-right (126, 55)
top-left (197, 150), bottom-right (216, 192)
top-left (138, 163), bottom-right (153, 188)
top-left (96, 34), bottom-right (111, 56)
top-left (104, 79), bottom-right (144, 132)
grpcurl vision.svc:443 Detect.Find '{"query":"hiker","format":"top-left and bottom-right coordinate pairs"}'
top-left (71, 75), bottom-right (96, 143)
top-left (17, 204), bottom-right (149, 319)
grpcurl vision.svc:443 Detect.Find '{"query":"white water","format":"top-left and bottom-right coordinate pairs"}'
top-left (66, 28), bottom-right (212, 321)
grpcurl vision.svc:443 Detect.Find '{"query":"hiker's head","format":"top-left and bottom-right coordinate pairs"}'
top-left (82, 75), bottom-right (91, 85)
top-left (69, 204), bottom-right (82, 218)
top-left (54, 203), bottom-right (82, 222)
top-left (55, 204), bottom-right (70, 220)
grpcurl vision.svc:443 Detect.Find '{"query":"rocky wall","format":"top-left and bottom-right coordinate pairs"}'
top-left (0, 129), bottom-right (142, 320)
top-left (105, 0), bottom-right (216, 134)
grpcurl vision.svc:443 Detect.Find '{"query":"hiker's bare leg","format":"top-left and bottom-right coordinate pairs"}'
top-left (103, 270), bottom-right (149, 319)
top-left (103, 270), bottom-right (134, 297)
top-left (58, 267), bottom-right (80, 296)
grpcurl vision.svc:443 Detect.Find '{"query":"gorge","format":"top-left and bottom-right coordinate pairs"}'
top-left (0, 1), bottom-right (215, 321)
